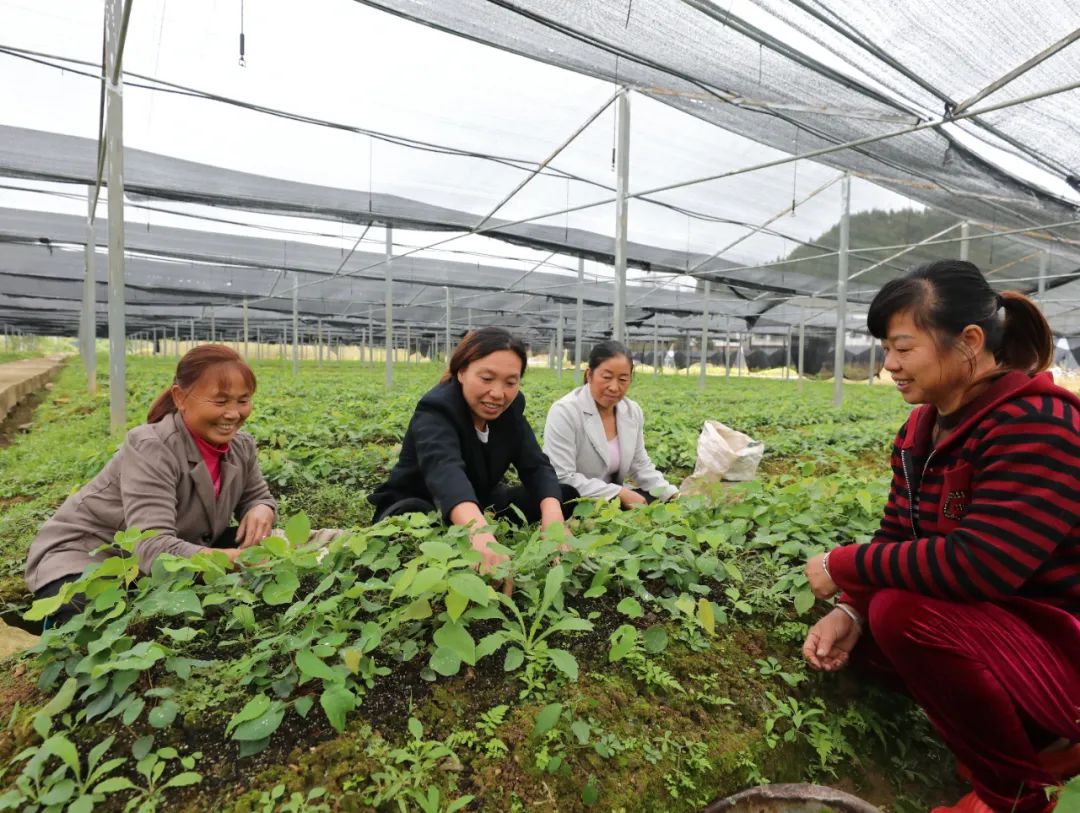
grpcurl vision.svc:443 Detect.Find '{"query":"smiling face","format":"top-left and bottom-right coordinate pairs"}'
top-left (880, 310), bottom-right (987, 413)
top-left (456, 350), bottom-right (523, 429)
top-left (586, 354), bottom-right (633, 411)
top-left (173, 363), bottom-right (253, 446)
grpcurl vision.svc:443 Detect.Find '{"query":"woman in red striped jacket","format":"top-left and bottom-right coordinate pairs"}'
top-left (801, 260), bottom-right (1080, 813)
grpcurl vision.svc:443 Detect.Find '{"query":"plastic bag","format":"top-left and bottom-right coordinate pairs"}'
top-left (681, 420), bottom-right (764, 488)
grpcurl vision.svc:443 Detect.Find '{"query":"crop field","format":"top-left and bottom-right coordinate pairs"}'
top-left (1, 356), bottom-right (977, 813)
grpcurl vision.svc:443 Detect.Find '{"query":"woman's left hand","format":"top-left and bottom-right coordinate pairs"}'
top-left (805, 552), bottom-right (839, 600)
top-left (237, 504), bottom-right (276, 549)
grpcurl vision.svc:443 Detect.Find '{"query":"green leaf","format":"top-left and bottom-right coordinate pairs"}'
top-left (616, 597), bottom-right (643, 619)
top-left (608, 625), bottom-right (638, 662)
top-left (433, 621), bottom-right (476, 666)
top-left (162, 771), bottom-right (203, 790)
top-left (294, 696), bottom-right (314, 718)
top-left (794, 587), bottom-right (816, 616)
top-left (296, 650), bottom-right (340, 684)
top-left (39, 778), bottom-right (75, 805)
top-left (571, 719), bottom-right (591, 745)
top-left (476, 632), bottom-right (506, 660)
top-left (445, 589), bottom-right (469, 622)
top-left (33, 677), bottom-right (77, 736)
top-left (532, 703), bottom-right (562, 738)
top-left (232, 704), bottom-right (285, 742)
top-left (148, 701), bottom-right (179, 729)
top-left (447, 572), bottom-right (494, 605)
top-left (674, 595), bottom-right (696, 616)
top-left (342, 649), bottom-right (361, 674)
top-left (503, 647), bottom-right (524, 672)
top-left (227, 694), bottom-right (271, 735)
top-left (132, 735), bottom-right (155, 760)
top-left (262, 570), bottom-right (300, 606)
top-left (697, 598), bottom-right (716, 636)
top-left (41, 735), bottom-right (80, 776)
top-left (24, 591), bottom-right (67, 622)
top-left (407, 567), bottom-right (447, 597)
top-left (418, 541), bottom-right (454, 561)
top-left (540, 565), bottom-right (565, 616)
top-left (93, 777), bottom-right (137, 793)
top-left (122, 697), bottom-right (146, 726)
top-left (547, 648), bottom-right (579, 681)
top-left (284, 513), bottom-right (312, 546)
top-left (408, 717), bottom-right (424, 740)
top-left (319, 685), bottom-right (356, 733)
top-left (581, 778), bottom-right (600, 806)
top-left (429, 647), bottom-right (462, 676)
top-left (402, 598), bottom-right (433, 620)
top-left (160, 589), bottom-right (203, 617)
top-left (160, 626), bottom-right (198, 642)
top-left (642, 625), bottom-right (669, 654)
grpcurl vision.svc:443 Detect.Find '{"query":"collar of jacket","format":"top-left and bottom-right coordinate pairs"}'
top-left (900, 369), bottom-right (1079, 453)
top-left (172, 410), bottom-right (204, 464)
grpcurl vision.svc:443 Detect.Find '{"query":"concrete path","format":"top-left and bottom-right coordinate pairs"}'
top-left (0, 356), bottom-right (68, 420)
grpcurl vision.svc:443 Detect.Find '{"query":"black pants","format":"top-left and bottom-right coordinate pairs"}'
top-left (35, 527), bottom-right (240, 628)
top-left (375, 483), bottom-right (579, 525)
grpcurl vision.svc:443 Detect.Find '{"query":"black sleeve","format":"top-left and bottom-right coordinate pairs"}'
top-left (511, 405), bottom-right (563, 503)
top-left (411, 400), bottom-right (480, 519)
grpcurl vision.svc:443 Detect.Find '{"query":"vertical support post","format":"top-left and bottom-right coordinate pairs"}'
top-left (405, 324), bottom-right (412, 365)
top-left (210, 306), bottom-right (216, 342)
top-left (832, 173), bottom-right (851, 408)
top-left (174, 323), bottom-right (179, 359)
top-left (444, 287), bottom-right (451, 361)
top-left (242, 300), bottom-right (249, 359)
top-left (317, 319), bottom-right (324, 365)
top-left (556, 303), bottom-right (565, 381)
top-left (798, 320), bottom-right (806, 392)
top-left (1038, 251), bottom-right (1048, 308)
top-left (82, 185), bottom-right (98, 394)
top-left (104, 0), bottom-right (127, 432)
top-left (725, 317), bottom-right (731, 378)
top-left (785, 325), bottom-right (793, 381)
top-left (699, 280), bottom-right (710, 390)
top-left (291, 274), bottom-right (299, 376)
top-left (367, 307), bottom-right (373, 367)
top-left (189, 318), bottom-right (195, 345)
top-left (385, 226), bottom-right (394, 389)
top-left (868, 336), bottom-right (877, 384)
top-left (255, 325), bottom-right (261, 360)
top-left (960, 221), bottom-right (970, 262)
top-left (612, 90), bottom-right (630, 344)
top-left (652, 318), bottom-right (659, 378)
top-left (575, 256), bottom-right (584, 373)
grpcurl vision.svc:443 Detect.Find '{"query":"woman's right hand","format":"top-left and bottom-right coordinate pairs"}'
top-left (470, 531), bottom-right (513, 595)
top-left (618, 488), bottom-right (647, 508)
top-left (199, 546), bottom-right (242, 566)
top-left (801, 607), bottom-right (862, 672)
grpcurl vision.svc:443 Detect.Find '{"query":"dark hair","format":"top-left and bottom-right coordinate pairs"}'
top-left (147, 344), bottom-right (257, 423)
top-left (867, 259), bottom-right (1053, 378)
top-left (441, 327), bottom-right (528, 384)
top-left (584, 340), bottom-right (633, 384)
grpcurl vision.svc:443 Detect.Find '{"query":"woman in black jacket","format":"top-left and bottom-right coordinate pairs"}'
top-left (368, 328), bottom-right (576, 574)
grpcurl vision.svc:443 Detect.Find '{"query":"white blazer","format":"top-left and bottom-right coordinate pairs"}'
top-left (543, 385), bottom-right (677, 501)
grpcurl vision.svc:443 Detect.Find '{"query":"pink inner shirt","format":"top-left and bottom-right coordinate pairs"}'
top-left (184, 420), bottom-right (229, 498)
top-left (605, 434), bottom-right (621, 482)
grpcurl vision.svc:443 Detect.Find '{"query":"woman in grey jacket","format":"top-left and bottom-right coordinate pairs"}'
top-left (25, 344), bottom-right (277, 619)
top-left (544, 341), bottom-right (677, 507)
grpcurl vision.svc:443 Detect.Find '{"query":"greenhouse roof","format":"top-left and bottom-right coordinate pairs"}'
top-left (1, 0), bottom-right (1079, 338)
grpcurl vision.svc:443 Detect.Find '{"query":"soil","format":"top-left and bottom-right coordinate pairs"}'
top-left (0, 391), bottom-right (43, 448)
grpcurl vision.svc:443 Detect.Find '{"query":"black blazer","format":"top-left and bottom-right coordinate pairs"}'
top-left (368, 379), bottom-right (563, 520)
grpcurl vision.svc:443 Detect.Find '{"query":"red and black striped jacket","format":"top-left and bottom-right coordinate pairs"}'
top-left (829, 370), bottom-right (1080, 618)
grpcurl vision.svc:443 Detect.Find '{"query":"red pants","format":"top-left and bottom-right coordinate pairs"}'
top-left (857, 589), bottom-right (1080, 813)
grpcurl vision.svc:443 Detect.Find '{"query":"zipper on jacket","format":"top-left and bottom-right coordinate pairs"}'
top-left (900, 447), bottom-right (935, 541)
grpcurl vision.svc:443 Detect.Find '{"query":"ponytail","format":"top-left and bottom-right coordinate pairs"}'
top-left (997, 291), bottom-right (1053, 374)
top-left (147, 344), bottom-right (257, 424)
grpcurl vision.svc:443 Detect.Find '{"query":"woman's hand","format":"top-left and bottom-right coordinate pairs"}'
top-left (802, 607), bottom-right (862, 671)
top-left (805, 552), bottom-right (839, 600)
top-left (470, 531), bottom-right (512, 595)
top-left (618, 488), bottom-right (647, 508)
top-left (236, 504), bottom-right (275, 549)
top-left (198, 546), bottom-right (243, 566)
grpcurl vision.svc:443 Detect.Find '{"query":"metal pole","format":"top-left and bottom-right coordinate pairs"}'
top-left (868, 337), bottom-right (877, 384)
top-left (242, 300), bottom-right (249, 359)
top-left (725, 317), bottom-right (731, 378)
top-left (612, 90), bottom-right (630, 344)
top-left (1038, 251), bottom-right (1048, 308)
top-left (406, 323), bottom-right (412, 365)
top-left (785, 325), bottom-right (793, 382)
top-left (318, 319), bottom-right (324, 365)
top-left (210, 306), bottom-right (216, 342)
top-left (468, 308), bottom-right (473, 330)
top-left (794, 319), bottom-right (803, 390)
top-left (833, 174), bottom-right (851, 408)
top-left (444, 287), bottom-right (451, 361)
top-left (255, 325), bottom-right (261, 360)
top-left (174, 323), bottom-right (179, 360)
top-left (699, 280), bottom-right (710, 390)
top-left (105, 0), bottom-right (127, 433)
top-left (575, 256), bottom-right (584, 373)
top-left (652, 318), bottom-right (659, 378)
top-left (82, 185), bottom-right (98, 394)
top-left (291, 274), bottom-right (299, 376)
top-left (556, 304), bottom-right (565, 381)
top-left (385, 226), bottom-right (393, 389)
top-left (960, 221), bottom-right (970, 262)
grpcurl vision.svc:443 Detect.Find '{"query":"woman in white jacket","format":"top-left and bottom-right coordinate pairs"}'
top-left (543, 341), bottom-right (677, 507)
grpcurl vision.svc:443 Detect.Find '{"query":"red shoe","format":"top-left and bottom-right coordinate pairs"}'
top-left (931, 790), bottom-right (995, 813)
